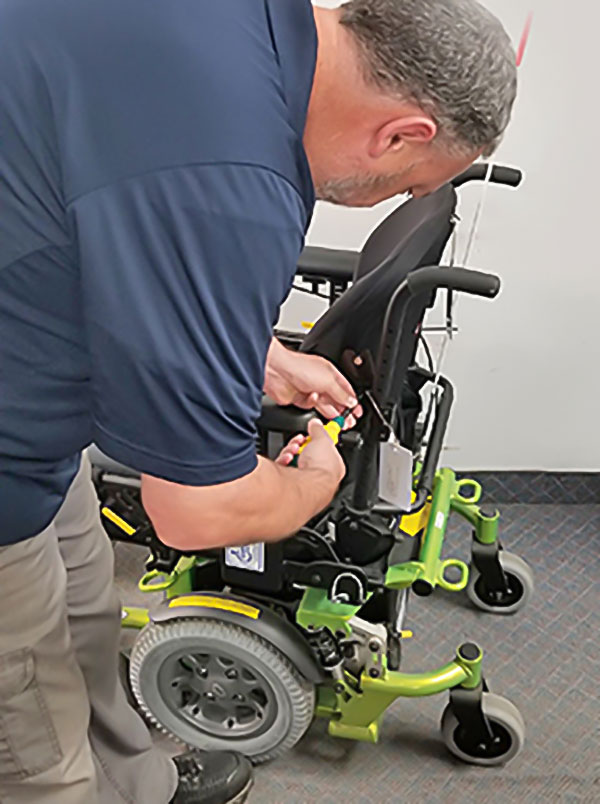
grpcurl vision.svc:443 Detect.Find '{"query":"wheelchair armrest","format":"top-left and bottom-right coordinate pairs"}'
top-left (297, 246), bottom-right (359, 283)
top-left (258, 396), bottom-right (313, 434)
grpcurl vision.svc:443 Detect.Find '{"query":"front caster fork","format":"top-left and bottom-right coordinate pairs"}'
top-left (449, 679), bottom-right (496, 753)
top-left (451, 490), bottom-right (510, 596)
top-left (449, 643), bottom-right (505, 757)
top-left (471, 538), bottom-right (510, 595)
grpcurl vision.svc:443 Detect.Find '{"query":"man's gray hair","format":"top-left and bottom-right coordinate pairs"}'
top-left (340, 0), bottom-right (517, 155)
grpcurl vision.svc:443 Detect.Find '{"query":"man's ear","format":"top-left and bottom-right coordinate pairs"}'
top-left (370, 116), bottom-right (437, 158)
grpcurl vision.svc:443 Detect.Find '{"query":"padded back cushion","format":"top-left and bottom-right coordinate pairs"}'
top-left (301, 185), bottom-right (457, 380)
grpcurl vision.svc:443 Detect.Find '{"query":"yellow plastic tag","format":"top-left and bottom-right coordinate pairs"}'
top-left (169, 595), bottom-right (260, 620)
top-left (398, 493), bottom-right (431, 538)
top-left (101, 507), bottom-right (136, 536)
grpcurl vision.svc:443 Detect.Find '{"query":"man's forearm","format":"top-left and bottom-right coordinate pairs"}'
top-left (264, 337), bottom-right (287, 377)
top-left (263, 337), bottom-right (293, 401)
top-left (142, 457), bottom-right (337, 551)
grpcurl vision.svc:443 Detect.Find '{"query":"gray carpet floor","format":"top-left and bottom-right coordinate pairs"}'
top-left (114, 504), bottom-right (600, 803)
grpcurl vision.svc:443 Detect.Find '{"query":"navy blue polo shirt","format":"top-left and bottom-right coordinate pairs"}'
top-left (0, 0), bottom-right (317, 544)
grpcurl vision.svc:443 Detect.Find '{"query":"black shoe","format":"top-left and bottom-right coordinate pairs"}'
top-left (170, 750), bottom-right (253, 804)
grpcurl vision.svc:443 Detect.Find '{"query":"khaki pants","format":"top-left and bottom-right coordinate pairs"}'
top-left (0, 455), bottom-right (177, 803)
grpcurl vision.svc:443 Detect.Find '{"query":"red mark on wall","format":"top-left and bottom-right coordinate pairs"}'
top-left (516, 12), bottom-right (534, 67)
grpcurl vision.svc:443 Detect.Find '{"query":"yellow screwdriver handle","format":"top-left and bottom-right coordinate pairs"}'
top-left (292, 420), bottom-right (343, 465)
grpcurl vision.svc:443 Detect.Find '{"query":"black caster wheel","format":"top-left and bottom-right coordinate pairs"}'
top-left (467, 551), bottom-right (533, 615)
top-left (441, 692), bottom-right (525, 766)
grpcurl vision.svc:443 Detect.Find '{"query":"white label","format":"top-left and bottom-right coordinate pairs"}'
top-left (379, 440), bottom-right (413, 510)
top-left (225, 543), bottom-right (265, 573)
top-left (435, 512), bottom-right (445, 530)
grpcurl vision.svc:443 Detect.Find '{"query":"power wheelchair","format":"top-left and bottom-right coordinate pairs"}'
top-left (92, 163), bottom-right (533, 768)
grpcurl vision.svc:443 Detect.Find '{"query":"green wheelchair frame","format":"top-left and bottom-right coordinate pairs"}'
top-left (117, 464), bottom-right (529, 764)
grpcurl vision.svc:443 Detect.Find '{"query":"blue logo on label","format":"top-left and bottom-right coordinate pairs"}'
top-left (225, 543), bottom-right (265, 573)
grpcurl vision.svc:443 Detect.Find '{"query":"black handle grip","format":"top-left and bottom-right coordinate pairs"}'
top-left (406, 266), bottom-right (501, 299)
top-left (452, 164), bottom-right (523, 189)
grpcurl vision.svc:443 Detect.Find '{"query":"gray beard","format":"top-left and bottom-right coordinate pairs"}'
top-left (315, 167), bottom-right (414, 206)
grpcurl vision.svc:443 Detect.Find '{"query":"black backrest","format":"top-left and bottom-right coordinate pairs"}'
top-left (300, 184), bottom-right (457, 391)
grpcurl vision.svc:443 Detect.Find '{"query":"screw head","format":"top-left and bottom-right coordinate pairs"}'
top-left (369, 668), bottom-right (379, 678)
top-left (369, 640), bottom-right (380, 652)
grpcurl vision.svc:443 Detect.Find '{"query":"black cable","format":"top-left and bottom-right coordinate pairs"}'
top-left (445, 289), bottom-right (454, 337)
top-left (420, 390), bottom-right (437, 451)
top-left (419, 333), bottom-right (435, 373)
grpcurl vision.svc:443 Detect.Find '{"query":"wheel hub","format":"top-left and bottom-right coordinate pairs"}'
top-left (475, 571), bottom-right (524, 607)
top-left (157, 650), bottom-right (276, 738)
top-left (454, 722), bottom-right (512, 759)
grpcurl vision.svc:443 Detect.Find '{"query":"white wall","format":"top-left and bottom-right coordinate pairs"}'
top-left (279, 0), bottom-right (600, 471)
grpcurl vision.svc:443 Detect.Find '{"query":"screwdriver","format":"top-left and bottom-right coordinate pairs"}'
top-left (291, 407), bottom-right (353, 467)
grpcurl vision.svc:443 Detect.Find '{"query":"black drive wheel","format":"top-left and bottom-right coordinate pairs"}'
top-left (129, 618), bottom-right (315, 764)
top-left (467, 551), bottom-right (534, 615)
top-left (441, 692), bottom-right (525, 766)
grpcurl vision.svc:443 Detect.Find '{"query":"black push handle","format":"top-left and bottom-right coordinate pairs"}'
top-left (406, 266), bottom-right (501, 299)
top-left (452, 164), bottom-right (523, 189)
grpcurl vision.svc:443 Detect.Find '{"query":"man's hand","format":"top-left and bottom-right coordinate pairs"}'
top-left (296, 419), bottom-right (346, 484)
top-left (275, 433), bottom-right (305, 466)
top-left (275, 419), bottom-right (346, 487)
top-left (264, 338), bottom-right (362, 424)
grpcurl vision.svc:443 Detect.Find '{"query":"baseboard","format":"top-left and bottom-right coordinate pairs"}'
top-left (456, 471), bottom-right (600, 504)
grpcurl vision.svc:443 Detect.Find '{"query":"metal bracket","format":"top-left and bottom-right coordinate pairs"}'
top-left (344, 616), bottom-right (388, 680)
top-left (366, 642), bottom-right (384, 680)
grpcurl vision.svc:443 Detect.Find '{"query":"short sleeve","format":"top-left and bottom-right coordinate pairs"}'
top-left (72, 164), bottom-right (305, 484)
